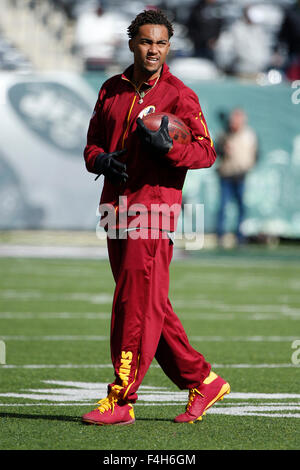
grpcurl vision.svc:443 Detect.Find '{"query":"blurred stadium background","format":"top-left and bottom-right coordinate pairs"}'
top-left (0, 0), bottom-right (299, 252)
top-left (1, 1), bottom-right (300, 452)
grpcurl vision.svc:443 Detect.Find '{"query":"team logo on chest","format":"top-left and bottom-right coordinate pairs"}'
top-left (138, 105), bottom-right (156, 119)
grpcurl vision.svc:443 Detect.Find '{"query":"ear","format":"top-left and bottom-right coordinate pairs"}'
top-left (129, 39), bottom-right (134, 52)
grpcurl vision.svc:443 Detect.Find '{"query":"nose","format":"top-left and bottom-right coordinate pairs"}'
top-left (148, 43), bottom-right (159, 55)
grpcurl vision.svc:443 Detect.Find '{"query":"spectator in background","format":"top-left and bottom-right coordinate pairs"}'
top-left (277, 0), bottom-right (300, 80)
top-left (185, 0), bottom-right (223, 61)
top-left (74, 1), bottom-right (128, 70)
top-left (216, 108), bottom-right (257, 246)
top-left (214, 5), bottom-right (271, 78)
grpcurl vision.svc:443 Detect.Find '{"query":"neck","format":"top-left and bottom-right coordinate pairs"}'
top-left (132, 65), bottom-right (162, 88)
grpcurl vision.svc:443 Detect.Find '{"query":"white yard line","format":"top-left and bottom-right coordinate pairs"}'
top-left (1, 364), bottom-right (114, 369)
top-left (1, 335), bottom-right (298, 342)
top-left (190, 336), bottom-right (299, 342)
top-left (182, 259), bottom-right (300, 268)
top-left (207, 409), bottom-right (300, 418)
top-left (0, 312), bottom-right (110, 319)
top-left (0, 403), bottom-right (92, 406)
top-left (1, 310), bottom-right (299, 320)
top-left (0, 335), bottom-right (109, 341)
top-left (0, 290), bottom-right (112, 304)
top-left (0, 245), bottom-right (108, 259)
top-left (0, 363), bottom-right (297, 369)
top-left (1, 289), bottom-right (299, 318)
top-left (0, 380), bottom-right (299, 419)
top-left (0, 403), bottom-right (298, 418)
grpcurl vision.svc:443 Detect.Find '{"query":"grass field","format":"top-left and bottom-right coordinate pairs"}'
top-left (0, 245), bottom-right (300, 452)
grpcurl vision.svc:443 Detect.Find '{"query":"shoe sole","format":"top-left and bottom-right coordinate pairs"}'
top-left (82, 418), bottom-right (135, 426)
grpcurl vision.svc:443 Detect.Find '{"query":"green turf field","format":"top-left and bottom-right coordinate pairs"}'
top-left (0, 247), bottom-right (300, 451)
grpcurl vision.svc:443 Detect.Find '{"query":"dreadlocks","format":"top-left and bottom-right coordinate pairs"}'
top-left (127, 9), bottom-right (174, 40)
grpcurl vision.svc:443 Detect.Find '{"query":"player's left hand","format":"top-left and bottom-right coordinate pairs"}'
top-left (136, 116), bottom-right (173, 154)
top-left (94, 149), bottom-right (128, 184)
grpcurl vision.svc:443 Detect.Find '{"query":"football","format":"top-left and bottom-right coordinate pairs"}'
top-left (142, 112), bottom-right (192, 145)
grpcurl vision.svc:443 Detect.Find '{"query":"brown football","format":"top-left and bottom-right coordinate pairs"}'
top-left (142, 112), bottom-right (192, 145)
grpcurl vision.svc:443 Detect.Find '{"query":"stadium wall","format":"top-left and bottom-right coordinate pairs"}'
top-left (0, 71), bottom-right (299, 238)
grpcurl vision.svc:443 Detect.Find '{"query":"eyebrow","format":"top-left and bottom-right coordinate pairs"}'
top-left (140, 37), bottom-right (169, 43)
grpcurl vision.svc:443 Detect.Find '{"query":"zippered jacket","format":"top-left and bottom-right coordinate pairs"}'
top-left (84, 63), bottom-right (216, 231)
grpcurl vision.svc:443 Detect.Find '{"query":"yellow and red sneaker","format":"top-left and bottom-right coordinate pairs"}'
top-left (82, 385), bottom-right (135, 426)
top-left (174, 371), bottom-right (230, 423)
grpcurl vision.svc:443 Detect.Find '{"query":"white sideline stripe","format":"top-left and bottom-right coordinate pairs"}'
top-left (0, 363), bottom-right (297, 369)
top-left (1, 335), bottom-right (298, 342)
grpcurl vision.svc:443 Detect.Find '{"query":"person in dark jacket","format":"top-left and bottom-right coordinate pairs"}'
top-left (186, 0), bottom-right (223, 60)
top-left (278, 0), bottom-right (300, 80)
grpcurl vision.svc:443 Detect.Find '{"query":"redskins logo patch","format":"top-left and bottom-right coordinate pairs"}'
top-left (138, 105), bottom-right (156, 119)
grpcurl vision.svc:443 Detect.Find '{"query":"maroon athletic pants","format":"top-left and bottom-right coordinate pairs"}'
top-left (107, 228), bottom-right (211, 403)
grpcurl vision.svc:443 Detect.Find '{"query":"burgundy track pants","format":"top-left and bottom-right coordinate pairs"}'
top-left (107, 228), bottom-right (211, 403)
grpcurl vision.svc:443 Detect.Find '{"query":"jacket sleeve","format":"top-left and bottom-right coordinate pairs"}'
top-left (83, 86), bottom-right (107, 174)
top-left (163, 86), bottom-right (217, 169)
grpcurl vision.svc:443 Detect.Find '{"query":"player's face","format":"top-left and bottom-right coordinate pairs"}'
top-left (129, 24), bottom-right (170, 83)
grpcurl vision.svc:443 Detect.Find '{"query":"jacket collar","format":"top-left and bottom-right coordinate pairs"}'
top-left (121, 63), bottom-right (171, 88)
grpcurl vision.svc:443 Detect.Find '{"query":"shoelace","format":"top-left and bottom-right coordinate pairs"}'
top-left (96, 385), bottom-right (123, 414)
top-left (187, 388), bottom-right (204, 410)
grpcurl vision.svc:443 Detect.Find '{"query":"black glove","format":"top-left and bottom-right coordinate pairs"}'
top-left (136, 116), bottom-right (173, 154)
top-left (94, 149), bottom-right (128, 184)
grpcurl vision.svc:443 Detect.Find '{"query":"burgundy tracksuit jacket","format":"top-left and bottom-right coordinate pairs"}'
top-left (84, 63), bottom-right (216, 402)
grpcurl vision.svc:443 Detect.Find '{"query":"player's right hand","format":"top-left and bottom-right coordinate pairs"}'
top-left (136, 116), bottom-right (173, 154)
top-left (94, 149), bottom-right (128, 184)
